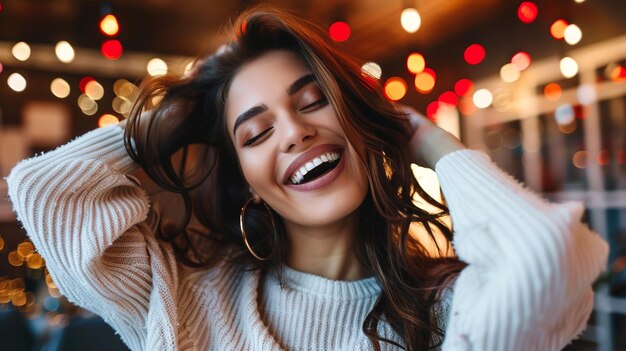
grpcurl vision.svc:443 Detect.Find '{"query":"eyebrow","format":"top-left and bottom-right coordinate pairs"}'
top-left (232, 74), bottom-right (316, 136)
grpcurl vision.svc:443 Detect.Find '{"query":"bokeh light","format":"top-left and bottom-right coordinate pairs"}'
top-left (101, 39), bottom-right (123, 60)
top-left (573, 150), bottom-right (587, 169)
top-left (550, 19), bottom-right (569, 40)
top-left (564, 24), bottom-right (582, 45)
top-left (78, 94), bottom-right (98, 115)
top-left (401, 8), bottom-right (421, 33)
top-left (607, 64), bottom-right (626, 82)
top-left (458, 97), bottom-right (476, 115)
top-left (8, 73), bottom-right (26, 92)
top-left (464, 44), bottom-right (485, 65)
top-left (544, 83), bottom-right (562, 100)
top-left (577, 84), bottom-right (597, 105)
top-left (329, 22), bottom-right (350, 42)
top-left (79, 76), bottom-right (95, 93)
top-left (50, 78), bottom-right (71, 98)
top-left (454, 78), bottom-right (474, 97)
top-left (438, 91), bottom-right (459, 108)
top-left (98, 114), bottom-right (120, 128)
top-left (517, 2), bottom-right (538, 23)
top-left (511, 52), bottom-right (531, 71)
top-left (560, 57), bottom-right (578, 78)
top-left (473, 88), bottom-right (493, 108)
top-left (361, 62), bottom-right (382, 80)
top-left (500, 63), bottom-right (521, 83)
top-left (99, 14), bottom-right (120, 36)
top-left (426, 101), bottom-right (440, 120)
top-left (147, 58), bottom-right (168, 76)
top-left (406, 53), bottom-right (425, 74)
top-left (85, 80), bottom-right (105, 100)
top-left (55, 41), bottom-right (75, 63)
top-left (384, 77), bottom-right (407, 101)
top-left (12, 42), bottom-right (31, 61)
top-left (414, 69), bottom-right (436, 94)
top-left (555, 104), bottom-right (575, 125)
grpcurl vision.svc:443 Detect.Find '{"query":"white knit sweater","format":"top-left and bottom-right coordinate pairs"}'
top-left (6, 125), bottom-right (608, 351)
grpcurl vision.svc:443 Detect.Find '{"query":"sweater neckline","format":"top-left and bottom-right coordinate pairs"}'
top-left (269, 265), bottom-right (381, 300)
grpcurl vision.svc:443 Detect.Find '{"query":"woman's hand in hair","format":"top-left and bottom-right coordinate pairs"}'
top-left (400, 105), bottom-right (466, 169)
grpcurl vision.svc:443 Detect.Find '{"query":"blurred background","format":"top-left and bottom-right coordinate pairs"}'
top-left (0, 0), bottom-right (625, 350)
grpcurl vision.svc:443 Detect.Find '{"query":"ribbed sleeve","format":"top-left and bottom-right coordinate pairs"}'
top-left (5, 126), bottom-right (180, 351)
top-left (435, 150), bottom-right (609, 351)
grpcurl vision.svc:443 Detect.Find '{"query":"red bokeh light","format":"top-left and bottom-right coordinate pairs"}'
top-left (454, 78), bottom-right (474, 97)
top-left (438, 91), bottom-right (459, 107)
top-left (101, 39), bottom-right (123, 60)
top-left (79, 76), bottom-right (95, 93)
top-left (329, 22), bottom-right (351, 42)
top-left (464, 44), bottom-right (485, 65)
top-left (518, 2), bottom-right (538, 24)
top-left (426, 101), bottom-right (440, 121)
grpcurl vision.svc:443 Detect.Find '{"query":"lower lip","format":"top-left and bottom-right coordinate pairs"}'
top-left (285, 151), bottom-right (346, 192)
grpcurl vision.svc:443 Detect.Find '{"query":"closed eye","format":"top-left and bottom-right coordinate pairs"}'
top-left (300, 97), bottom-right (328, 111)
top-left (242, 127), bottom-right (273, 148)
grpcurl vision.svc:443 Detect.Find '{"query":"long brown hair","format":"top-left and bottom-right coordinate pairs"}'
top-left (124, 5), bottom-right (465, 350)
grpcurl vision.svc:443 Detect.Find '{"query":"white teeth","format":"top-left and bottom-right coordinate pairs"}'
top-left (289, 151), bottom-right (341, 184)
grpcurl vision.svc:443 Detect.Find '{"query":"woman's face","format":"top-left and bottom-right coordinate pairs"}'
top-left (225, 49), bottom-right (369, 229)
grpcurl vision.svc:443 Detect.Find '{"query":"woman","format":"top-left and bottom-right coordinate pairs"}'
top-left (6, 6), bottom-right (608, 351)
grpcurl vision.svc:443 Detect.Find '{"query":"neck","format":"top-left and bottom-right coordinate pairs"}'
top-left (283, 212), bottom-right (368, 281)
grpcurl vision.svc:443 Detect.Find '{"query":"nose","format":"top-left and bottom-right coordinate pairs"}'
top-left (278, 112), bottom-right (317, 153)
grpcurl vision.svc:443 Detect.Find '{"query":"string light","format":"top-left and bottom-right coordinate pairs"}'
top-left (401, 8), bottom-right (421, 33)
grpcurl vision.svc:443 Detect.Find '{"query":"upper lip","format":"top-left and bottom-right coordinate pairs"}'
top-left (282, 144), bottom-right (343, 184)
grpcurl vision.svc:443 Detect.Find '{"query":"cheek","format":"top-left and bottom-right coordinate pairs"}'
top-left (237, 151), bottom-right (275, 191)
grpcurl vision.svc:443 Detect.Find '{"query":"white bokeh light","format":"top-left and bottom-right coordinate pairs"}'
top-left (401, 8), bottom-right (421, 33)
top-left (55, 41), bottom-right (75, 63)
top-left (473, 89), bottom-right (493, 109)
top-left (147, 58), bottom-right (168, 76)
top-left (8, 73), bottom-right (27, 92)
top-left (560, 57), bottom-right (579, 78)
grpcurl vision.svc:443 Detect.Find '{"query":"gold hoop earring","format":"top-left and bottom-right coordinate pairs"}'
top-left (239, 197), bottom-right (275, 261)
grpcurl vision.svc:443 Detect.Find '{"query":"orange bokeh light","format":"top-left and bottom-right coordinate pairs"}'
top-left (550, 19), bottom-right (569, 40)
top-left (384, 77), bottom-right (407, 101)
top-left (544, 83), bottom-right (562, 100)
top-left (414, 70), bottom-right (435, 94)
top-left (406, 53), bottom-right (425, 74)
top-left (98, 114), bottom-right (120, 128)
top-left (610, 66), bottom-right (626, 81)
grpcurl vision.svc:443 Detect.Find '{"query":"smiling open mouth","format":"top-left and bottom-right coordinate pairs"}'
top-left (289, 151), bottom-right (341, 185)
